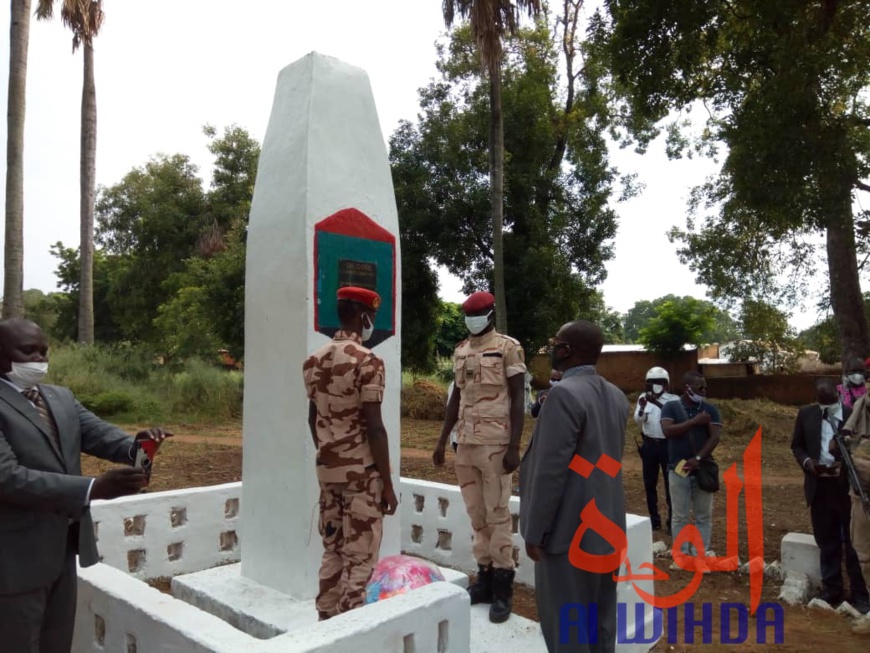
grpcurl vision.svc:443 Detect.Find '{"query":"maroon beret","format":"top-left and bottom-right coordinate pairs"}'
top-left (462, 291), bottom-right (495, 314)
top-left (337, 286), bottom-right (381, 310)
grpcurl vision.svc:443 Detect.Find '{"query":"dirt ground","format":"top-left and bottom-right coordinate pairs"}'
top-left (80, 398), bottom-right (870, 651)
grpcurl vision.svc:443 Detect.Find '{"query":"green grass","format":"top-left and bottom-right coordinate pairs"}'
top-left (45, 344), bottom-right (242, 424)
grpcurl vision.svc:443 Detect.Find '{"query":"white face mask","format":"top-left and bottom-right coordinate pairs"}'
top-left (7, 361), bottom-right (49, 389)
top-left (848, 373), bottom-right (865, 386)
top-left (652, 384), bottom-right (664, 395)
top-left (361, 314), bottom-right (374, 342)
top-left (465, 311), bottom-right (492, 335)
top-left (819, 402), bottom-right (839, 413)
top-left (686, 386), bottom-right (704, 404)
top-left (549, 379), bottom-right (560, 387)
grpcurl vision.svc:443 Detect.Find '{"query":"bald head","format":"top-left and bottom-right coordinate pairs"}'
top-left (556, 320), bottom-right (604, 366)
top-left (0, 319), bottom-right (48, 373)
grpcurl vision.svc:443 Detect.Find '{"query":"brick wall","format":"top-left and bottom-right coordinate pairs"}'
top-left (706, 374), bottom-right (842, 406)
top-left (530, 350), bottom-right (699, 392)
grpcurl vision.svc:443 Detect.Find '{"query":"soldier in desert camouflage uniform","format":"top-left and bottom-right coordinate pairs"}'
top-left (433, 291), bottom-right (527, 624)
top-left (303, 286), bottom-right (398, 621)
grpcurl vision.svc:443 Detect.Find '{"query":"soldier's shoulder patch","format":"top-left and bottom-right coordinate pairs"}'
top-left (500, 334), bottom-right (522, 348)
top-left (455, 338), bottom-right (470, 351)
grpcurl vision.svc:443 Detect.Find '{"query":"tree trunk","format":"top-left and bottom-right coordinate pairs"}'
top-left (489, 66), bottom-right (507, 333)
top-left (826, 206), bottom-right (870, 364)
top-left (4, 0), bottom-right (31, 319)
top-left (78, 42), bottom-right (96, 344)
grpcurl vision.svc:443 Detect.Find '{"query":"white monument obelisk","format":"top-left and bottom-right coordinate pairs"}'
top-left (241, 52), bottom-right (402, 599)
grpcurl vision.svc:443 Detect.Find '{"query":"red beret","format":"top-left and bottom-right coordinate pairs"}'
top-left (337, 286), bottom-right (381, 310)
top-left (462, 291), bottom-right (495, 314)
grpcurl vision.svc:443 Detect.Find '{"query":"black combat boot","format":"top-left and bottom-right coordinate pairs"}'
top-left (468, 564), bottom-right (493, 604)
top-left (489, 568), bottom-right (515, 623)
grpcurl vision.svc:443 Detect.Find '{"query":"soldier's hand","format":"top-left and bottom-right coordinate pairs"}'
top-left (503, 445), bottom-right (520, 474)
top-left (91, 468), bottom-right (148, 501)
top-left (638, 395), bottom-right (647, 408)
top-left (381, 485), bottom-right (398, 516)
top-left (806, 459), bottom-right (819, 476)
top-left (433, 443), bottom-right (446, 467)
top-left (525, 542), bottom-right (542, 562)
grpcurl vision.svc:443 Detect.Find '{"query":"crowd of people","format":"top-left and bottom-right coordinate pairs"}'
top-left (6, 283), bottom-right (870, 653)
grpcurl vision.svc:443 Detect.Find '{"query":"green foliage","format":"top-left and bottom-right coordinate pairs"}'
top-left (167, 359), bottom-right (243, 422)
top-left (435, 302), bottom-right (468, 357)
top-left (727, 299), bottom-right (803, 373)
top-left (801, 294), bottom-right (870, 364)
top-left (637, 297), bottom-right (716, 357)
top-left (45, 342), bottom-right (242, 424)
top-left (579, 290), bottom-right (624, 344)
top-left (52, 125), bottom-right (258, 359)
top-left (79, 391), bottom-right (135, 417)
top-left (623, 295), bottom-right (738, 343)
top-left (23, 289), bottom-right (63, 336)
top-left (391, 19), bottom-right (623, 355)
top-left (593, 0), bottom-right (870, 361)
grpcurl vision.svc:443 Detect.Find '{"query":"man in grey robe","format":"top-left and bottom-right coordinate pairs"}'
top-left (520, 320), bottom-right (629, 652)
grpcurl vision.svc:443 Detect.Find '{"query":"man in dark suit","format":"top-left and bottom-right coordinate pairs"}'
top-left (0, 319), bottom-right (172, 652)
top-left (791, 377), bottom-right (869, 611)
top-left (520, 321), bottom-right (629, 653)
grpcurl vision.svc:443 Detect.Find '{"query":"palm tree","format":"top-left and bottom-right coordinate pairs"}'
top-left (37, 0), bottom-right (103, 343)
top-left (4, 0), bottom-right (33, 319)
top-left (442, 0), bottom-right (541, 333)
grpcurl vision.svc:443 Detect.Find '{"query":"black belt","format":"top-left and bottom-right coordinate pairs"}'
top-left (642, 435), bottom-right (667, 443)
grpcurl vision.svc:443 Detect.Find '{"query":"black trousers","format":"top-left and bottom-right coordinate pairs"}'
top-left (0, 529), bottom-right (78, 653)
top-left (811, 478), bottom-right (868, 601)
top-left (641, 435), bottom-right (671, 529)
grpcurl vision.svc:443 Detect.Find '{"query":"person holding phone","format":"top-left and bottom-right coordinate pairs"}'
top-left (634, 367), bottom-right (679, 534)
top-left (303, 287), bottom-right (398, 621)
top-left (0, 318), bottom-right (171, 653)
top-left (660, 372), bottom-right (721, 559)
top-left (791, 378), bottom-right (868, 611)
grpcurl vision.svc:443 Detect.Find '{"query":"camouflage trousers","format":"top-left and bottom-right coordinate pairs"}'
top-left (852, 495), bottom-right (870, 588)
top-left (317, 468), bottom-right (384, 619)
top-left (455, 443), bottom-right (515, 569)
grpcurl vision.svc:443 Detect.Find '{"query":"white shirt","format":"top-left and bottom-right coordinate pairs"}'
top-left (819, 403), bottom-right (842, 467)
top-left (634, 391), bottom-right (680, 439)
top-left (0, 376), bottom-right (95, 508)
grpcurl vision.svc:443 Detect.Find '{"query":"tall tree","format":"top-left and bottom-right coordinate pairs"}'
top-left (37, 0), bottom-right (104, 343)
top-left (4, 0), bottom-right (32, 318)
top-left (95, 153), bottom-right (206, 342)
top-left (391, 17), bottom-right (622, 355)
top-left (441, 0), bottom-right (542, 333)
top-left (594, 0), bottom-right (870, 364)
top-left (623, 295), bottom-right (738, 344)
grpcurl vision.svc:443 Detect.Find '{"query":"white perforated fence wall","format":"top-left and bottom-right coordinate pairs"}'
top-left (89, 482), bottom-right (242, 580)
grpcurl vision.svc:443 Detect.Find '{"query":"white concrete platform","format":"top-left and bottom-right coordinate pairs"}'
top-left (781, 532), bottom-right (822, 588)
top-left (172, 562), bottom-right (469, 639)
top-left (470, 605), bottom-right (545, 651)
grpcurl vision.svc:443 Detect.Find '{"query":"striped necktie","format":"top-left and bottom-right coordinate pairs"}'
top-left (23, 387), bottom-right (61, 453)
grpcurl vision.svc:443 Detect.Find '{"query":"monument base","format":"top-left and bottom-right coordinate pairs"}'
top-left (172, 562), bottom-right (469, 640)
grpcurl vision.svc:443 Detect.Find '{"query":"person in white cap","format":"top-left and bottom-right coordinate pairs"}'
top-left (634, 366), bottom-right (679, 533)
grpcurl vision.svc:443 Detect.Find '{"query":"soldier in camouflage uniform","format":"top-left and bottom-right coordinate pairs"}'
top-left (433, 291), bottom-right (527, 624)
top-left (303, 286), bottom-right (398, 621)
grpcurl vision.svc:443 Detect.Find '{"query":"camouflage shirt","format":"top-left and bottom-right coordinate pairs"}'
top-left (453, 329), bottom-right (527, 445)
top-left (303, 330), bottom-right (385, 483)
